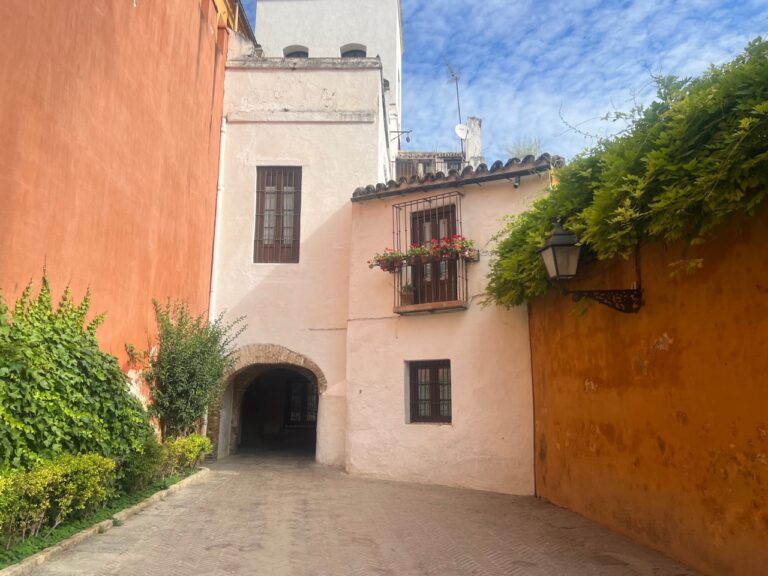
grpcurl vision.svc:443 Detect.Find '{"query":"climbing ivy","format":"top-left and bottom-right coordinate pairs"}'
top-left (487, 38), bottom-right (768, 307)
top-left (0, 276), bottom-right (153, 470)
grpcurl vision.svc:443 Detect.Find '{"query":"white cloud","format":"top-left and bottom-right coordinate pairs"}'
top-left (401, 0), bottom-right (768, 161)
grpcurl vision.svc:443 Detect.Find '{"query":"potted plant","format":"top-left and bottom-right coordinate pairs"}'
top-left (400, 283), bottom-right (416, 305)
top-left (369, 235), bottom-right (478, 272)
top-left (427, 235), bottom-right (476, 260)
top-left (368, 248), bottom-right (405, 272)
top-left (452, 235), bottom-right (478, 261)
top-left (405, 243), bottom-right (431, 265)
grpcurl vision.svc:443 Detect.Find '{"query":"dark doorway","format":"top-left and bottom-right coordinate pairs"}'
top-left (239, 368), bottom-right (317, 454)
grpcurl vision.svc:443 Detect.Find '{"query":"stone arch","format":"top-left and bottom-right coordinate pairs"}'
top-left (209, 344), bottom-right (327, 459)
top-left (228, 343), bottom-right (327, 393)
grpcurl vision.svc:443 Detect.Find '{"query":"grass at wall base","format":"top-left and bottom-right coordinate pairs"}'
top-left (0, 472), bottom-right (188, 570)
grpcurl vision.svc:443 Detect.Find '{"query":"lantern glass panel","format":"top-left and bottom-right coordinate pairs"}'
top-left (553, 245), bottom-right (581, 278)
top-left (540, 246), bottom-right (558, 279)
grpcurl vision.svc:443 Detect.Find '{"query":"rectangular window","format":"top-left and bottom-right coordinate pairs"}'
top-left (410, 204), bottom-right (458, 304)
top-left (284, 377), bottom-right (317, 427)
top-left (254, 167), bottom-right (301, 263)
top-left (408, 360), bottom-right (451, 423)
top-left (392, 192), bottom-right (468, 312)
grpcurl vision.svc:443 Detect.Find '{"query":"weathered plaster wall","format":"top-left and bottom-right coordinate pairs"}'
top-left (0, 1), bottom-right (228, 367)
top-left (212, 61), bottom-right (386, 466)
top-left (346, 176), bottom-right (550, 494)
top-left (530, 209), bottom-right (768, 576)
top-left (255, 0), bottom-right (403, 116)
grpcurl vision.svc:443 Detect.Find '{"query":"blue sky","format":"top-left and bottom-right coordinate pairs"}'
top-left (244, 0), bottom-right (766, 161)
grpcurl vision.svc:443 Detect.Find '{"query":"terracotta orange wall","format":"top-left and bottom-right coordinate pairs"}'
top-left (530, 209), bottom-right (768, 576)
top-left (0, 1), bottom-right (228, 364)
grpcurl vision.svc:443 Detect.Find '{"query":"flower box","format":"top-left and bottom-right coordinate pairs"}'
top-left (369, 235), bottom-right (477, 272)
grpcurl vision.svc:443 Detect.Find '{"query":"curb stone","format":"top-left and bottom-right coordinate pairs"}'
top-left (0, 467), bottom-right (211, 576)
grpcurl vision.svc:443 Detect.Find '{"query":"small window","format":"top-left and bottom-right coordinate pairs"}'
top-left (284, 45), bottom-right (309, 58)
top-left (408, 360), bottom-right (451, 423)
top-left (284, 376), bottom-right (317, 427)
top-left (445, 159), bottom-right (462, 172)
top-left (340, 43), bottom-right (367, 58)
top-left (254, 167), bottom-right (301, 263)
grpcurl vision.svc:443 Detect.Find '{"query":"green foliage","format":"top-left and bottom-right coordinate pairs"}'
top-left (143, 300), bottom-right (244, 439)
top-left (0, 435), bottom-right (208, 554)
top-left (117, 434), bottom-right (210, 492)
top-left (0, 276), bottom-right (154, 469)
top-left (487, 38), bottom-right (768, 306)
top-left (116, 436), bottom-right (164, 494)
top-left (0, 470), bottom-right (186, 568)
top-left (506, 134), bottom-right (543, 160)
top-left (159, 435), bottom-right (212, 478)
top-left (0, 454), bottom-right (115, 549)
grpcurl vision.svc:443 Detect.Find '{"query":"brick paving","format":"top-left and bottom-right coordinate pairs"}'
top-left (29, 452), bottom-right (698, 576)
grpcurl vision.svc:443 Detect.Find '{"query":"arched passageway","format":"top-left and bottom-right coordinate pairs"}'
top-left (208, 344), bottom-right (329, 460)
top-left (239, 368), bottom-right (318, 454)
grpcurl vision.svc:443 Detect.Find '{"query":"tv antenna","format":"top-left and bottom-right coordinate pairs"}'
top-left (445, 60), bottom-right (465, 155)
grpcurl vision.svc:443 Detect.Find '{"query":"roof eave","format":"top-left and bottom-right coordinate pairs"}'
top-left (351, 157), bottom-right (559, 203)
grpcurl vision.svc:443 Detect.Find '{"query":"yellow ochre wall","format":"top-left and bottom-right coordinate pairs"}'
top-left (530, 209), bottom-right (768, 576)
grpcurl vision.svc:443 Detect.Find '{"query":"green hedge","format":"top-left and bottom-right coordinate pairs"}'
top-left (118, 434), bottom-right (212, 494)
top-left (0, 454), bottom-right (115, 548)
top-left (486, 38), bottom-right (768, 307)
top-left (0, 436), bottom-right (211, 551)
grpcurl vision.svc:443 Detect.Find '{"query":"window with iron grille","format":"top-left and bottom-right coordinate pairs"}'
top-left (408, 360), bottom-right (451, 423)
top-left (254, 167), bottom-right (301, 263)
top-left (393, 192), bottom-right (468, 310)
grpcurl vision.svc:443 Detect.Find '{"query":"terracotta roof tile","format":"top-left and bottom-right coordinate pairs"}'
top-left (352, 154), bottom-right (563, 202)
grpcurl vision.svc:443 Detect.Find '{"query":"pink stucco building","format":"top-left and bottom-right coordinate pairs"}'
top-left (206, 0), bottom-right (560, 494)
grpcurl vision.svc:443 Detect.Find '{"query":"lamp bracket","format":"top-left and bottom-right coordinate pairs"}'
top-left (565, 288), bottom-right (643, 314)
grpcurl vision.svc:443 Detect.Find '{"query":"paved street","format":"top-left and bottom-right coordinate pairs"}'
top-left (30, 452), bottom-right (698, 576)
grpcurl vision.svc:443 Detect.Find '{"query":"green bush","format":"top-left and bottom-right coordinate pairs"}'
top-left (0, 454), bottom-right (115, 549)
top-left (143, 300), bottom-right (244, 438)
top-left (487, 38), bottom-right (768, 306)
top-left (174, 435), bottom-right (212, 470)
top-left (116, 436), bottom-right (164, 494)
top-left (0, 276), bottom-right (155, 469)
top-left (158, 435), bottom-right (212, 478)
top-left (117, 434), bottom-right (210, 490)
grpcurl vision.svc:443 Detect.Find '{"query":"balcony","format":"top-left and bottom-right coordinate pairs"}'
top-left (375, 252), bottom-right (478, 315)
top-left (395, 155), bottom-right (464, 180)
top-left (397, 253), bottom-right (476, 314)
top-left (367, 191), bottom-right (478, 314)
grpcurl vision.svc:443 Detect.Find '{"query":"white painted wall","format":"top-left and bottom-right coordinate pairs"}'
top-left (212, 58), bottom-right (387, 466)
top-left (217, 383), bottom-right (233, 456)
top-left (346, 176), bottom-right (548, 494)
top-left (254, 0), bottom-right (403, 136)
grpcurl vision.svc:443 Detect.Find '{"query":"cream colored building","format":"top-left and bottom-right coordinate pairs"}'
top-left (208, 0), bottom-right (559, 495)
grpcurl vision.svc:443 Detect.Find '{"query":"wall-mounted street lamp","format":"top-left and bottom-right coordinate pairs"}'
top-left (538, 224), bottom-right (643, 313)
top-left (390, 130), bottom-right (412, 143)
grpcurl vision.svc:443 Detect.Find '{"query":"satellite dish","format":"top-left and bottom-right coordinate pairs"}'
top-left (454, 124), bottom-right (469, 140)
